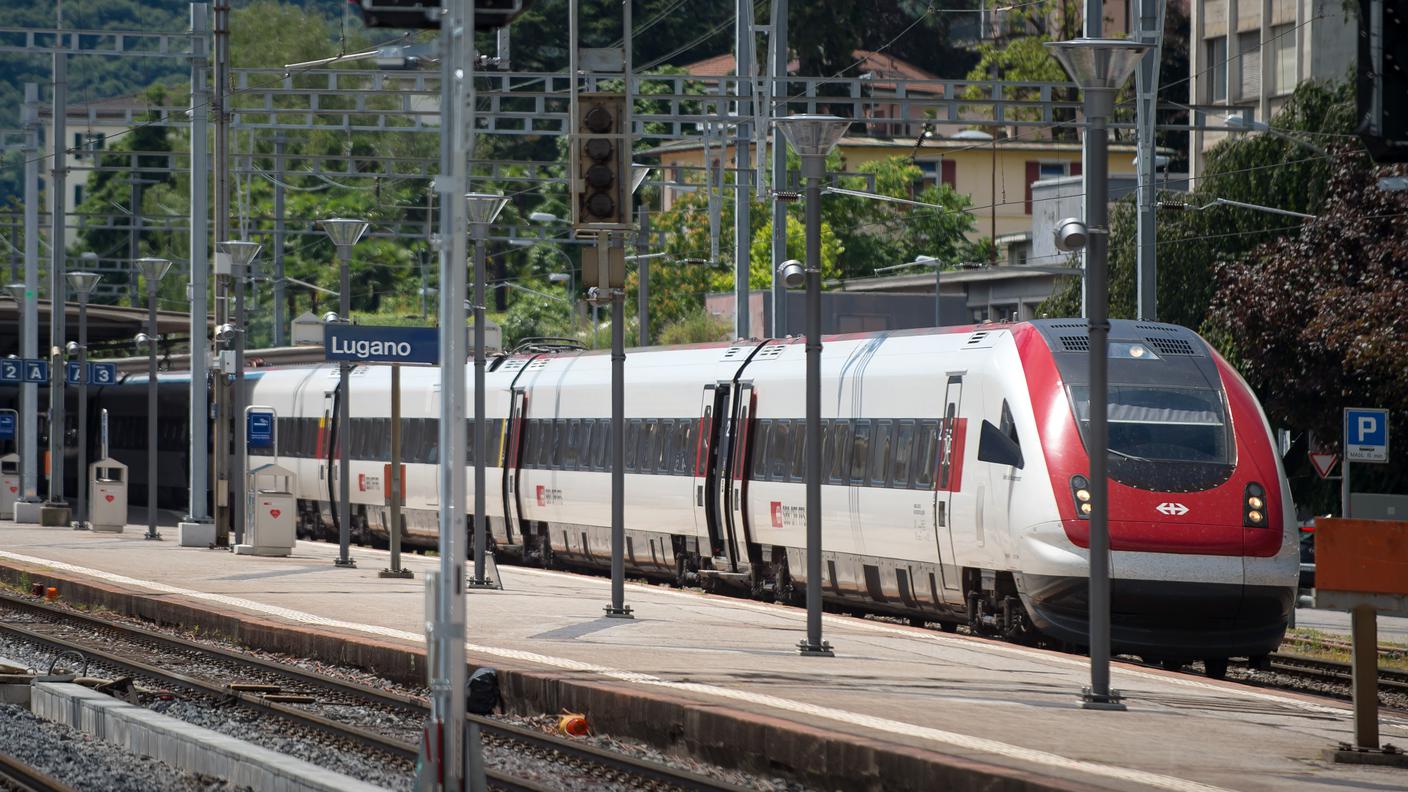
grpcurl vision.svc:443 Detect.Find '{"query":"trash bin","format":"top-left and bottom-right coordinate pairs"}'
top-left (0, 453), bottom-right (19, 520)
top-left (234, 462), bottom-right (296, 557)
top-left (88, 457), bottom-right (129, 533)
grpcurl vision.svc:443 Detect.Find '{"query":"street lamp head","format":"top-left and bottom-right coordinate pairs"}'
top-left (79, 251), bottom-right (98, 261)
top-left (4, 283), bottom-right (23, 302)
top-left (777, 259), bottom-right (806, 289)
top-left (66, 271), bottom-right (102, 298)
top-left (134, 332), bottom-right (155, 347)
top-left (217, 240), bottom-right (263, 272)
top-left (213, 324), bottom-right (240, 344)
top-left (319, 217), bottom-right (370, 248)
top-left (775, 115), bottom-right (851, 159)
top-left (322, 311), bottom-right (342, 325)
top-left (464, 192), bottom-right (509, 226)
top-left (528, 211), bottom-right (561, 223)
top-left (547, 272), bottom-right (571, 284)
top-left (65, 341), bottom-right (79, 354)
top-left (1044, 38), bottom-right (1150, 91)
top-left (1053, 217), bottom-right (1089, 252)
top-left (135, 257), bottom-right (173, 285)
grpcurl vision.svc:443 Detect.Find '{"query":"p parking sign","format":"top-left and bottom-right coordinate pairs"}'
top-left (1344, 407), bottom-right (1390, 463)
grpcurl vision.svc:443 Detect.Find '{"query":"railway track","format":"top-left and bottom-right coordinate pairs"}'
top-left (0, 592), bottom-right (752, 792)
top-left (1265, 652), bottom-right (1408, 694)
top-left (0, 751), bottom-right (79, 792)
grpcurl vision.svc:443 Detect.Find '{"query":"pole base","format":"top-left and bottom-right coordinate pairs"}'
top-left (70, 521), bottom-right (89, 531)
top-left (334, 557), bottom-right (357, 568)
top-left (379, 568), bottom-right (415, 579)
top-left (1325, 744), bottom-right (1408, 767)
top-left (39, 504), bottom-right (72, 527)
top-left (797, 640), bottom-right (835, 657)
top-left (143, 531), bottom-right (163, 541)
top-left (466, 577), bottom-right (500, 590)
top-left (1080, 688), bottom-right (1127, 710)
top-left (603, 604), bottom-right (634, 619)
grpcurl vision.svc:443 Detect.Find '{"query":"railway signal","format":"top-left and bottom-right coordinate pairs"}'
top-left (354, 0), bottom-right (535, 30)
top-left (574, 93), bottom-right (630, 229)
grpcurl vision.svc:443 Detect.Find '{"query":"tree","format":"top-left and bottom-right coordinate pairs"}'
top-left (1209, 148), bottom-right (1408, 506)
top-left (1039, 80), bottom-right (1356, 330)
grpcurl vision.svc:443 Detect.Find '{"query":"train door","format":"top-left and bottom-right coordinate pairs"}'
top-left (501, 389), bottom-right (528, 545)
top-left (934, 375), bottom-right (964, 594)
top-left (721, 382), bottom-right (756, 572)
top-left (318, 390), bottom-right (336, 513)
top-left (692, 384), bottom-right (730, 563)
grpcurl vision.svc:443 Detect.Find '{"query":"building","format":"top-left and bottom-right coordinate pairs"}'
top-left (704, 289), bottom-right (970, 337)
top-left (1188, 0), bottom-right (1355, 180)
top-left (38, 94), bottom-right (160, 235)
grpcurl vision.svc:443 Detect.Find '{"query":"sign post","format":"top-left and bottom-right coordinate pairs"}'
top-left (380, 364), bottom-right (413, 579)
top-left (1342, 408), bottom-right (1390, 518)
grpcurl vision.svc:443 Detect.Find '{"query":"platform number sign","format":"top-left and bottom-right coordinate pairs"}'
top-left (21, 360), bottom-right (48, 383)
top-left (1344, 408), bottom-right (1390, 463)
top-left (0, 360), bottom-right (18, 383)
top-left (90, 363), bottom-right (117, 385)
top-left (66, 362), bottom-right (84, 384)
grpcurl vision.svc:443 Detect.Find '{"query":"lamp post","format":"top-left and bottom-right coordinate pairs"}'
top-left (135, 257), bottom-right (172, 540)
top-left (465, 193), bottom-right (508, 589)
top-left (6, 282), bottom-right (37, 508)
top-left (218, 241), bottom-right (262, 547)
top-left (319, 218), bottom-right (369, 568)
top-left (65, 271), bottom-right (101, 531)
top-left (1046, 36), bottom-right (1149, 711)
top-left (875, 255), bottom-right (945, 326)
top-left (775, 114), bottom-right (850, 658)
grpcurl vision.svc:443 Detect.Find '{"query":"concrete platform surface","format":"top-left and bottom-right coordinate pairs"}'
top-left (1, 520), bottom-right (1406, 792)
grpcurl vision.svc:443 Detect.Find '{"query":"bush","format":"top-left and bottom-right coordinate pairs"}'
top-left (657, 309), bottom-right (731, 346)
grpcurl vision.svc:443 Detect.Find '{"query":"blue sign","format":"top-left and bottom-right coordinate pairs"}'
top-left (1344, 407), bottom-right (1390, 463)
top-left (22, 360), bottom-right (48, 384)
top-left (64, 362), bottom-right (119, 386)
top-left (324, 324), bottom-right (440, 365)
top-left (90, 363), bottom-right (117, 385)
top-left (0, 411), bottom-right (15, 441)
top-left (247, 410), bottom-right (275, 449)
top-left (0, 360), bottom-right (19, 384)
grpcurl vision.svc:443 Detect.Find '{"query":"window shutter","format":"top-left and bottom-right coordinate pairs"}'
top-left (1069, 162), bottom-right (1081, 177)
top-left (941, 159), bottom-right (956, 188)
top-left (1024, 161), bottom-right (1039, 214)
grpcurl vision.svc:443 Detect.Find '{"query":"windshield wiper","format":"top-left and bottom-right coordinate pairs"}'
top-left (1107, 448), bottom-right (1156, 463)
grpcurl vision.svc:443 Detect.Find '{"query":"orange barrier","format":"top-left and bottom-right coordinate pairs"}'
top-left (1314, 518), bottom-right (1408, 597)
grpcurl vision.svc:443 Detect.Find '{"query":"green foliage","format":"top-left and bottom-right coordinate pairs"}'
top-left (657, 307), bottom-right (731, 346)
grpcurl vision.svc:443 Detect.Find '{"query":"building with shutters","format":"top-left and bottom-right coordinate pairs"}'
top-left (1187, 0), bottom-right (1356, 181)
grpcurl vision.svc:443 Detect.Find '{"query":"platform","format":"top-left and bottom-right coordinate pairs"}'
top-left (0, 519), bottom-right (1405, 792)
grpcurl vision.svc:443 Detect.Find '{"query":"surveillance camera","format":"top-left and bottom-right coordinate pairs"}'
top-left (65, 341), bottom-right (79, 354)
top-left (323, 311), bottom-right (341, 325)
top-left (134, 332), bottom-right (153, 346)
top-left (777, 260), bottom-right (805, 289)
top-left (214, 324), bottom-right (238, 343)
top-left (1053, 218), bottom-right (1089, 252)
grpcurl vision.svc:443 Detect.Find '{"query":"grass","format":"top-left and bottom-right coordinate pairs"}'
top-left (1281, 627), bottom-right (1408, 672)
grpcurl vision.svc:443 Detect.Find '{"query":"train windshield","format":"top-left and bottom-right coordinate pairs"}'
top-left (1069, 385), bottom-right (1230, 464)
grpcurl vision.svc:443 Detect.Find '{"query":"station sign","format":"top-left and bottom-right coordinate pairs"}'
top-left (247, 410), bottom-right (275, 449)
top-left (0, 410), bottom-right (15, 441)
top-left (21, 360), bottom-right (48, 384)
top-left (1344, 407), bottom-right (1390, 463)
top-left (324, 324), bottom-right (440, 365)
top-left (65, 362), bottom-right (119, 386)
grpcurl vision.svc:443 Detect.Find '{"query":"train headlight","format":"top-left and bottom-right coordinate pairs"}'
top-left (1070, 475), bottom-right (1092, 520)
top-left (1243, 483), bottom-right (1269, 527)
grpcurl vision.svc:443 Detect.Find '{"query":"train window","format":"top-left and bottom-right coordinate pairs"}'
top-left (675, 420), bottom-right (694, 474)
top-left (1069, 385), bottom-right (1229, 463)
top-left (914, 420), bottom-right (941, 488)
top-left (766, 421), bottom-right (788, 481)
top-left (828, 422), bottom-right (851, 485)
top-left (869, 420), bottom-right (893, 487)
top-left (660, 419), bottom-right (679, 473)
top-left (587, 420), bottom-right (606, 471)
top-left (789, 420), bottom-right (806, 482)
top-left (892, 420), bottom-right (915, 488)
top-left (938, 405), bottom-right (958, 488)
top-left (644, 421), bottom-right (662, 473)
top-left (624, 419), bottom-right (641, 472)
top-left (562, 420), bottom-right (580, 469)
top-left (850, 421), bottom-right (872, 484)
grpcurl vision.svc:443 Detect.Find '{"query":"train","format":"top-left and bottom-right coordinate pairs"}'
top-left (3, 319), bottom-right (1299, 676)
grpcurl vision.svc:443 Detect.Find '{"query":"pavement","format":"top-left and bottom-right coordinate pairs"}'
top-left (1296, 607), bottom-right (1408, 645)
top-left (1, 519), bottom-right (1406, 792)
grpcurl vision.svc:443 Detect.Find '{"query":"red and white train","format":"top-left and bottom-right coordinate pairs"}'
top-left (147, 318), bottom-right (1295, 673)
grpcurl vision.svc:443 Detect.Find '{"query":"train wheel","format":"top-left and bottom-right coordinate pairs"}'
top-left (1202, 658), bottom-right (1229, 679)
top-left (1161, 659), bottom-right (1184, 672)
top-left (938, 621), bottom-right (958, 633)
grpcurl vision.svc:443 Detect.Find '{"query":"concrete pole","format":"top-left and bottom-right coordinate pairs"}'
top-left (1082, 85), bottom-right (1121, 709)
top-left (469, 226), bottom-right (490, 587)
top-left (798, 153), bottom-right (831, 657)
top-left (212, 0), bottom-right (230, 544)
top-left (145, 278), bottom-right (160, 540)
top-left (74, 291), bottom-right (89, 529)
top-left (129, 179), bottom-right (143, 306)
top-left (184, 2), bottom-right (212, 531)
top-left (20, 82), bottom-right (39, 503)
top-left (1134, 0), bottom-right (1165, 321)
top-left (1350, 604), bottom-right (1379, 748)
top-left (637, 205), bottom-right (650, 346)
top-left (604, 238), bottom-right (631, 619)
top-left (432, 0), bottom-right (470, 785)
top-left (272, 135), bottom-right (286, 347)
top-left (734, 0), bottom-right (753, 340)
top-left (231, 256), bottom-right (247, 545)
top-left (45, 20), bottom-right (70, 522)
top-left (335, 243), bottom-right (353, 567)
